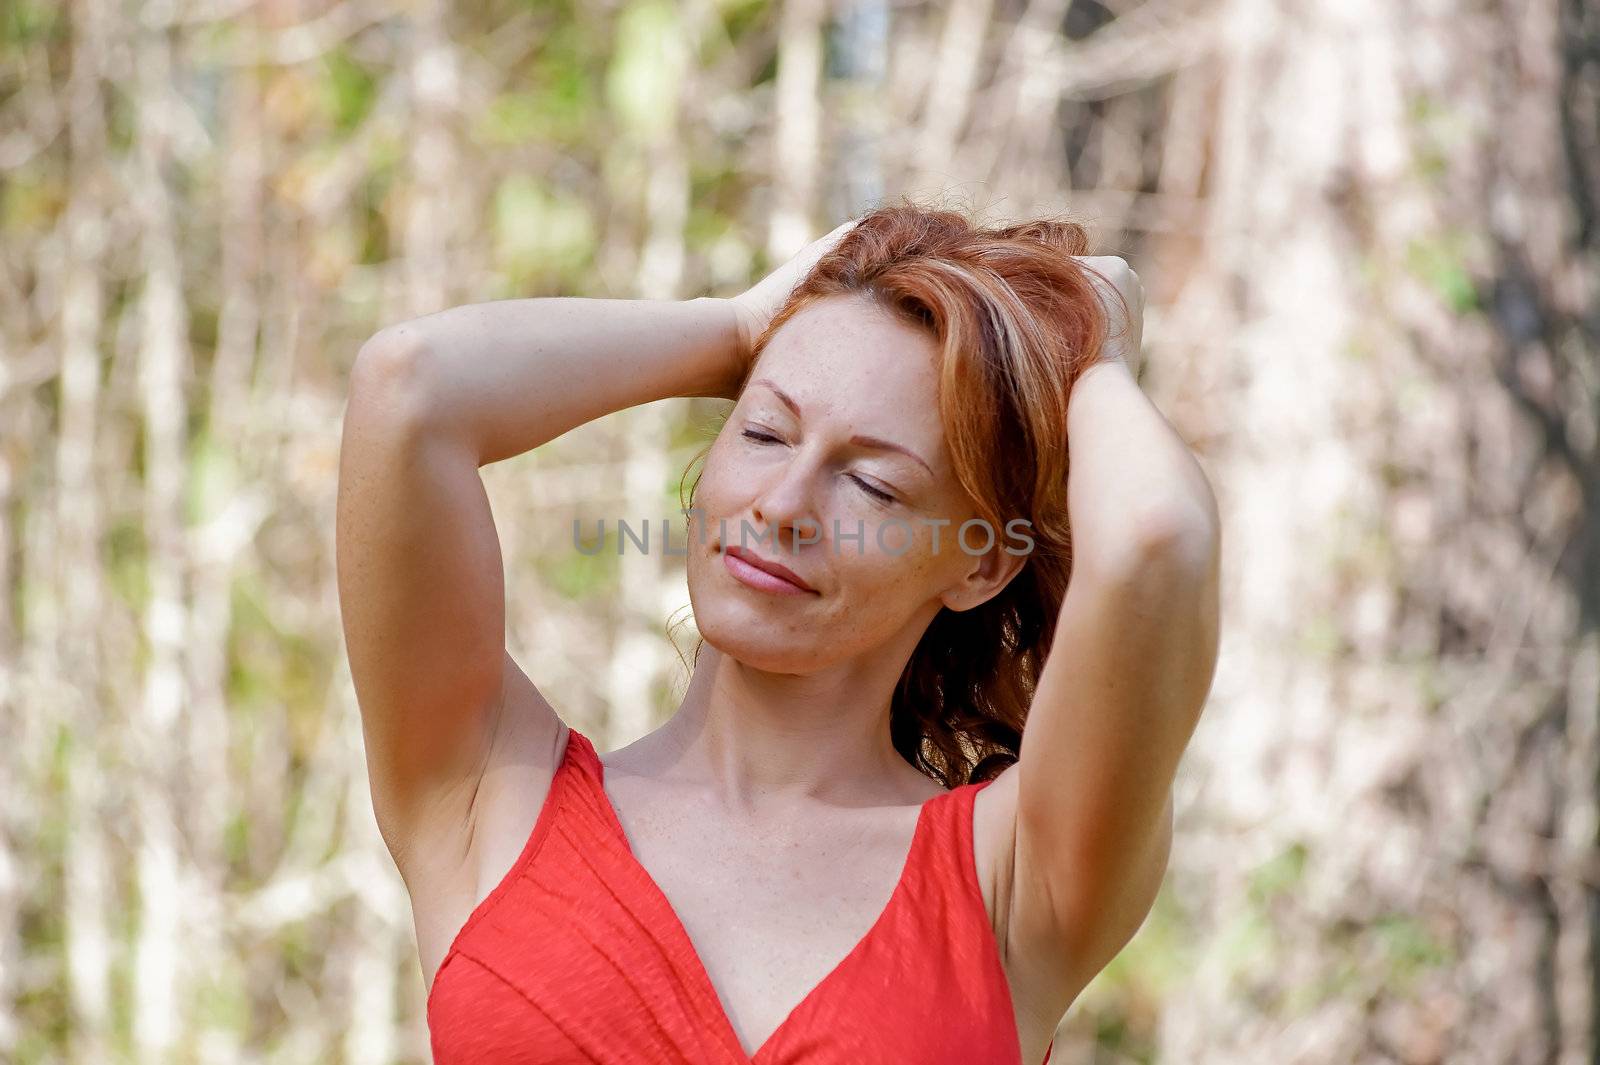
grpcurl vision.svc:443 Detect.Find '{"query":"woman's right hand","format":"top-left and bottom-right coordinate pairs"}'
top-left (1073, 255), bottom-right (1146, 379)
top-left (728, 217), bottom-right (864, 365)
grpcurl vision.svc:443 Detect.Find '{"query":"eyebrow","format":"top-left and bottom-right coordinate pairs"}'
top-left (751, 377), bottom-right (934, 477)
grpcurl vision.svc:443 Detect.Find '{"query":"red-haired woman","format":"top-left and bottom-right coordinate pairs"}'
top-left (336, 201), bottom-right (1221, 1065)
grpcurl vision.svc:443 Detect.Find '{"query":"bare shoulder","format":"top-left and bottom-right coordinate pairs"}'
top-left (402, 654), bottom-right (570, 993)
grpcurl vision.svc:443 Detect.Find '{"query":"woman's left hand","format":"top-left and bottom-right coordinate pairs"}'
top-left (1074, 255), bottom-right (1146, 379)
top-left (730, 218), bottom-right (864, 361)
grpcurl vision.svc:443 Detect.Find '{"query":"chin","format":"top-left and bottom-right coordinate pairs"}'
top-left (688, 587), bottom-right (827, 675)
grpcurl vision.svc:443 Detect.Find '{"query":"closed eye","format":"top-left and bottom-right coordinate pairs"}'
top-left (849, 476), bottom-right (896, 504)
top-left (740, 429), bottom-right (899, 505)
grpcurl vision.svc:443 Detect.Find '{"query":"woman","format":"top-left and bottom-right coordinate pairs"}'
top-left (336, 202), bottom-right (1221, 1064)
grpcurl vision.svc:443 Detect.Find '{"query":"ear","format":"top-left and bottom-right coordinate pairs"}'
top-left (938, 536), bottom-right (1030, 613)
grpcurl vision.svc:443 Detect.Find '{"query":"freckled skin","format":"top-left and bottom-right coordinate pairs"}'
top-left (686, 291), bottom-right (1026, 676)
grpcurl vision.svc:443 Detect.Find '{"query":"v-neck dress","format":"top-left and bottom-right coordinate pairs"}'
top-left (427, 724), bottom-right (1056, 1064)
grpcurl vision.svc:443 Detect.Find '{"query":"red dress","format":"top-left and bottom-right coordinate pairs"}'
top-left (427, 725), bottom-right (1056, 1064)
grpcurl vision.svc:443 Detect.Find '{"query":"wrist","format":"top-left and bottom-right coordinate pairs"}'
top-left (685, 297), bottom-right (751, 401)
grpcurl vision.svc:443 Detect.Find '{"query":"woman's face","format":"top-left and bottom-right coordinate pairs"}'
top-left (685, 291), bottom-right (1024, 675)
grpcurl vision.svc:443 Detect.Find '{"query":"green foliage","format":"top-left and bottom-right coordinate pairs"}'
top-left (1249, 840), bottom-right (1309, 906)
top-left (343, 125), bottom-right (400, 269)
top-left (716, 0), bottom-right (770, 48)
top-left (606, 0), bottom-right (686, 137)
top-left (686, 170), bottom-right (756, 268)
top-left (224, 809), bottom-right (251, 876)
top-left (1, 0), bottom-right (60, 46)
top-left (545, 520), bottom-right (622, 598)
top-left (13, 762), bottom-right (69, 1058)
top-left (226, 574), bottom-right (275, 708)
top-left (357, 191), bottom-right (393, 265)
top-left (493, 174), bottom-right (596, 286)
top-left (480, 69), bottom-right (592, 146)
top-left (1369, 912), bottom-right (1452, 984)
top-left (1, 162), bottom-right (63, 232)
top-left (482, 8), bottom-right (605, 146)
top-left (278, 918), bottom-right (318, 982)
top-left (193, 968), bottom-right (252, 1036)
top-left (1404, 91), bottom-right (1470, 191)
top-left (319, 47), bottom-right (378, 133)
top-left (482, 91), bottom-right (556, 144)
top-left (1215, 905), bottom-right (1275, 977)
top-left (108, 516), bottom-right (150, 614)
top-left (226, 572), bottom-right (333, 720)
top-left (105, 77), bottom-right (137, 154)
top-left (1405, 233), bottom-right (1479, 314)
top-left (1093, 1012), bottom-right (1157, 1064)
top-left (186, 427), bottom-right (242, 527)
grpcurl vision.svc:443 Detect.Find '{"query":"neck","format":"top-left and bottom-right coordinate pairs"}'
top-left (644, 641), bottom-right (935, 813)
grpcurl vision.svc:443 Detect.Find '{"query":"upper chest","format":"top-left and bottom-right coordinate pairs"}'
top-left (601, 774), bottom-right (936, 1043)
top-left (595, 769), bottom-right (1069, 1063)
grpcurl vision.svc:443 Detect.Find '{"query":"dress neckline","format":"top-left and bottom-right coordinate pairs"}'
top-left (574, 726), bottom-right (957, 1063)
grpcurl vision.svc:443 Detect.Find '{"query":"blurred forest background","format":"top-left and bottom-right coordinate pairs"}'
top-left (2, 0), bottom-right (1598, 1062)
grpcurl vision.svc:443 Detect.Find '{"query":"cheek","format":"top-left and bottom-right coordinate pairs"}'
top-left (830, 530), bottom-right (946, 602)
top-left (687, 457), bottom-right (737, 530)
top-left (693, 437), bottom-right (768, 511)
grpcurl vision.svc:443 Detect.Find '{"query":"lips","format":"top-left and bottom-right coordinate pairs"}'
top-left (723, 545), bottom-right (817, 593)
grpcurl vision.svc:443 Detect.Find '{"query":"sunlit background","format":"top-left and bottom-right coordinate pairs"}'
top-left (3, 0), bottom-right (1597, 1062)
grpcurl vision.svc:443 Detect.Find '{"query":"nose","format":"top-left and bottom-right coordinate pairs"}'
top-left (750, 455), bottom-right (822, 553)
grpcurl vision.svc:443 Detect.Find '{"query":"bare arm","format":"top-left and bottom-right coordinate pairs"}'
top-left (1006, 354), bottom-right (1222, 987)
top-left (377, 296), bottom-right (746, 463)
top-left (335, 296), bottom-right (744, 870)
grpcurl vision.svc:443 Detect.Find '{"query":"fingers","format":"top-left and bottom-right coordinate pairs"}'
top-left (805, 218), bottom-right (863, 262)
top-left (1073, 255), bottom-right (1145, 318)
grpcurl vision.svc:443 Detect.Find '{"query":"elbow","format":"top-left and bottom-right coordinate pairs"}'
top-left (1140, 504), bottom-right (1218, 570)
top-left (1134, 468), bottom-right (1221, 571)
top-left (350, 323), bottom-right (441, 431)
top-left (1088, 504), bottom-right (1215, 580)
top-left (1080, 460), bottom-right (1221, 578)
top-left (354, 323), bottom-right (433, 396)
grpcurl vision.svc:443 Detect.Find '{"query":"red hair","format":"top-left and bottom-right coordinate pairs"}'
top-left (681, 198), bottom-right (1114, 786)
